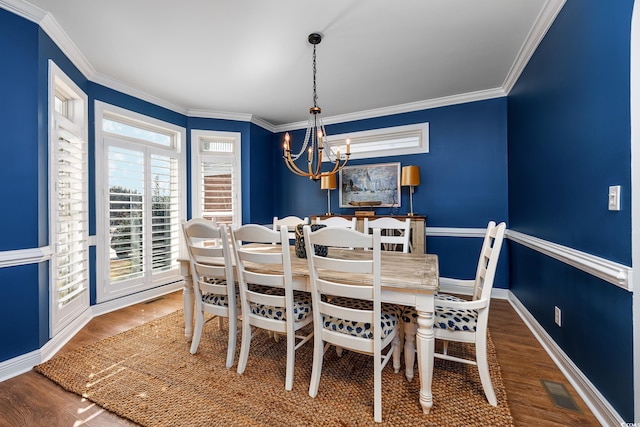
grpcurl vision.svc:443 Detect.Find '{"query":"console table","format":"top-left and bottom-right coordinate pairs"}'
top-left (312, 214), bottom-right (426, 253)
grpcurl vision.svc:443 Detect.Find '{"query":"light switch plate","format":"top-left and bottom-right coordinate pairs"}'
top-left (609, 185), bottom-right (621, 211)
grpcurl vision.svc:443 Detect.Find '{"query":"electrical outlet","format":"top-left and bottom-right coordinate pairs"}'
top-left (554, 306), bottom-right (562, 327)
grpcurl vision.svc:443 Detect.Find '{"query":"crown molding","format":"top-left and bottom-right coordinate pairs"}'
top-left (0, 0), bottom-right (96, 79)
top-left (2, 0), bottom-right (564, 132)
top-left (274, 87), bottom-right (507, 133)
top-left (502, 0), bottom-right (566, 93)
top-left (91, 72), bottom-right (189, 115)
top-left (0, 0), bottom-right (44, 23)
top-left (39, 12), bottom-right (95, 78)
top-left (187, 108), bottom-right (252, 123)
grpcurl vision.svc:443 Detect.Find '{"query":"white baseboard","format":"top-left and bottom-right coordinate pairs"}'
top-left (508, 291), bottom-right (624, 426)
top-left (92, 281), bottom-right (184, 317)
top-left (0, 281), bottom-right (183, 382)
top-left (0, 349), bottom-right (41, 382)
top-left (40, 308), bottom-right (93, 363)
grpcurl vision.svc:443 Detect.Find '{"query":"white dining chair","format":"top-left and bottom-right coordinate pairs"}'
top-left (315, 216), bottom-right (357, 229)
top-left (230, 223), bottom-right (313, 391)
top-left (363, 217), bottom-right (411, 253)
top-left (401, 221), bottom-right (506, 406)
top-left (303, 225), bottom-right (401, 423)
top-left (182, 218), bottom-right (238, 368)
top-left (273, 215), bottom-right (309, 241)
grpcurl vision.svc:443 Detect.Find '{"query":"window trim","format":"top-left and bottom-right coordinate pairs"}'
top-left (190, 129), bottom-right (242, 227)
top-left (48, 60), bottom-right (89, 336)
top-left (95, 101), bottom-right (187, 303)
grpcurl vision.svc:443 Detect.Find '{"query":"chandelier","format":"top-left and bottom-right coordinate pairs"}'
top-left (282, 33), bottom-right (350, 181)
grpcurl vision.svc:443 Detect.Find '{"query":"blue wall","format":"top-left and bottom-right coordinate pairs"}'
top-left (508, 0), bottom-right (634, 420)
top-left (1, 2), bottom-right (636, 421)
top-left (0, 9), bottom-right (40, 252)
top-left (273, 98), bottom-right (510, 287)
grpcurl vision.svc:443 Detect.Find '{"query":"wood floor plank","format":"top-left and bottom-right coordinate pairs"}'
top-left (0, 292), bottom-right (603, 426)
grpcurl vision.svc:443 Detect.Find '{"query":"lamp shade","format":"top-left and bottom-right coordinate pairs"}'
top-left (321, 174), bottom-right (337, 190)
top-left (401, 165), bottom-right (420, 187)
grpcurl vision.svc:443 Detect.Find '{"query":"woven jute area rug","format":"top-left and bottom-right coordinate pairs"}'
top-left (35, 310), bottom-right (514, 426)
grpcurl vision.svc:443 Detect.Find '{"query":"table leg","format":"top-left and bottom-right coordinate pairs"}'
top-left (404, 321), bottom-right (416, 381)
top-left (416, 296), bottom-right (435, 414)
top-left (179, 259), bottom-right (194, 340)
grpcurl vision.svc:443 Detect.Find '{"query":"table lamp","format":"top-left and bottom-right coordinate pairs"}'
top-left (401, 165), bottom-right (420, 216)
top-left (321, 174), bottom-right (337, 215)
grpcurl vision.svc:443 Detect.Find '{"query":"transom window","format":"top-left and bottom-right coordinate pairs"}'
top-left (323, 122), bottom-right (429, 161)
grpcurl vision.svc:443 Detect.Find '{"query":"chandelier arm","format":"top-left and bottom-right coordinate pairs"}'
top-left (285, 157), bottom-right (312, 177)
top-left (284, 149), bottom-right (313, 176)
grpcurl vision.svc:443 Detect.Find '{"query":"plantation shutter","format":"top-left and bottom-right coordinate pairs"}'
top-left (108, 146), bottom-right (145, 283)
top-left (53, 122), bottom-right (89, 309)
top-left (150, 154), bottom-right (180, 272)
top-left (201, 161), bottom-right (234, 225)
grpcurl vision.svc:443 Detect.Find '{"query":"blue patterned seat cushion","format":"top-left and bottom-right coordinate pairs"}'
top-left (321, 297), bottom-right (400, 339)
top-left (201, 278), bottom-right (238, 307)
top-left (249, 289), bottom-right (312, 322)
top-left (201, 280), bottom-right (273, 309)
top-left (400, 293), bottom-right (478, 332)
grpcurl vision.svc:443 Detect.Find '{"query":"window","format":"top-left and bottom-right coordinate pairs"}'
top-left (96, 102), bottom-right (186, 302)
top-left (49, 61), bottom-right (89, 335)
top-left (323, 122), bottom-right (429, 161)
top-left (191, 130), bottom-right (242, 227)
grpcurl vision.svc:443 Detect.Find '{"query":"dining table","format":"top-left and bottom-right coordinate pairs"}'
top-left (178, 245), bottom-right (440, 415)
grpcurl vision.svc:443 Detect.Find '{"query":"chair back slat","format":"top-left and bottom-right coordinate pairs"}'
top-left (273, 216), bottom-right (309, 240)
top-left (363, 217), bottom-right (411, 253)
top-left (472, 221), bottom-right (506, 302)
top-left (237, 249), bottom-right (283, 265)
top-left (242, 270), bottom-right (285, 288)
top-left (316, 279), bottom-right (374, 300)
top-left (314, 255), bottom-right (372, 274)
top-left (315, 216), bottom-right (357, 229)
top-left (320, 300), bottom-right (373, 324)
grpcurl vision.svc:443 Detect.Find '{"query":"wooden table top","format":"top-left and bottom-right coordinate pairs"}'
top-left (235, 245), bottom-right (439, 292)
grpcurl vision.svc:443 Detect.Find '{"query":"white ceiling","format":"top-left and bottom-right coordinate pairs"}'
top-left (11, 0), bottom-right (564, 130)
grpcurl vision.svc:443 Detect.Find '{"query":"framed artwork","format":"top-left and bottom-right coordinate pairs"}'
top-left (339, 162), bottom-right (401, 208)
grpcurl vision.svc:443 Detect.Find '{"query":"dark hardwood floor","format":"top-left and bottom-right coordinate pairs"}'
top-left (0, 292), bottom-right (601, 426)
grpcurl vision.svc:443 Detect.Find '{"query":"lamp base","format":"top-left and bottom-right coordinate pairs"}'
top-left (324, 212), bottom-right (333, 216)
top-left (407, 212), bottom-right (416, 216)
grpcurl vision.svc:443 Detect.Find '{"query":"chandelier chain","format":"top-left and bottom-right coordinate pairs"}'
top-left (313, 43), bottom-right (318, 108)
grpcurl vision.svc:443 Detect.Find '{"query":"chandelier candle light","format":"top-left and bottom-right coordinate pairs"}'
top-left (282, 33), bottom-right (350, 181)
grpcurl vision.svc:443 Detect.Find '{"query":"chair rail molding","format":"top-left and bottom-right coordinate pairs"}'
top-left (426, 227), bottom-right (631, 291)
top-left (0, 247), bottom-right (52, 268)
top-left (506, 230), bottom-right (632, 291)
top-left (426, 227), bottom-right (488, 238)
